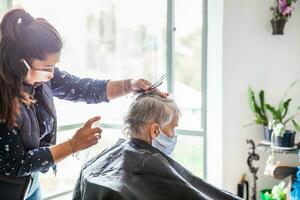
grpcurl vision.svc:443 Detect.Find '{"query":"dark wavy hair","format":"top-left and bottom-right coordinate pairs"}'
top-left (0, 8), bottom-right (62, 127)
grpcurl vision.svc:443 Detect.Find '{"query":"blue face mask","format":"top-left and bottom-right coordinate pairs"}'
top-left (152, 129), bottom-right (177, 155)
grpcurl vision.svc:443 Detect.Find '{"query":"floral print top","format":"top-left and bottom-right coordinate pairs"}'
top-left (0, 68), bottom-right (109, 177)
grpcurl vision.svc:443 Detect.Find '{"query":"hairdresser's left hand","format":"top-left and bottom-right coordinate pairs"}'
top-left (130, 79), bottom-right (169, 98)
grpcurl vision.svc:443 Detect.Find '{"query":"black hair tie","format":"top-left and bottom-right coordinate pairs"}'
top-left (19, 13), bottom-right (34, 26)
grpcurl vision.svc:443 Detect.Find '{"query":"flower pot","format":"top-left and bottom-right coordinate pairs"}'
top-left (271, 19), bottom-right (286, 35)
top-left (274, 130), bottom-right (296, 147)
top-left (263, 126), bottom-right (273, 142)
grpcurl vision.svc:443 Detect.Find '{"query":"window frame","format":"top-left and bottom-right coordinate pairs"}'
top-left (167, 0), bottom-right (208, 178)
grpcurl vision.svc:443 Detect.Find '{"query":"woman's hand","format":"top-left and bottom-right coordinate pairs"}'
top-left (130, 79), bottom-right (169, 98)
top-left (70, 116), bottom-right (102, 152)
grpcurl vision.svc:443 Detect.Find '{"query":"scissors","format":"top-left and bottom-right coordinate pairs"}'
top-left (136, 73), bottom-right (167, 94)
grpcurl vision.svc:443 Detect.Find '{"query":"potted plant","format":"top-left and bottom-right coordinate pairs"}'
top-left (260, 181), bottom-right (288, 200)
top-left (270, 0), bottom-right (298, 35)
top-left (248, 87), bottom-right (272, 142)
top-left (247, 81), bottom-right (300, 146)
top-left (265, 81), bottom-right (300, 147)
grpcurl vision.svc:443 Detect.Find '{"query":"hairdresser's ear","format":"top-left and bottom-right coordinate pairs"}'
top-left (150, 123), bottom-right (160, 139)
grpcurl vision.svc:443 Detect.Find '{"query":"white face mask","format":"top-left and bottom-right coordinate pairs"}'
top-left (22, 58), bottom-right (55, 85)
top-left (152, 129), bottom-right (177, 155)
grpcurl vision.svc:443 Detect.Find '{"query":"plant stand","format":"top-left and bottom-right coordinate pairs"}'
top-left (246, 139), bottom-right (260, 200)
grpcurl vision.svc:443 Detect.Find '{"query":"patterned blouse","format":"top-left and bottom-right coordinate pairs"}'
top-left (0, 68), bottom-right (109, 177)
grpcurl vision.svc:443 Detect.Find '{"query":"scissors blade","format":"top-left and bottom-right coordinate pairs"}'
top-left (150, 74), bottom-right (167, 88)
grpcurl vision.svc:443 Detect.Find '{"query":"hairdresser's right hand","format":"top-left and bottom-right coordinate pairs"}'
top-left (70, 116), bottom-right (102, 152)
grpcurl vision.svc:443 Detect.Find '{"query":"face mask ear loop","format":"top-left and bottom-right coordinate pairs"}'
top-left (155, 128), bottom-right (160, 137)
top-left (21, 59), bottom-right (31, 71)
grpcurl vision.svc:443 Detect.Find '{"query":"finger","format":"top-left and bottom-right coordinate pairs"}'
top-left (90, 127), bottom-right (102, 134)
top-left (137, 79), bottom-right (151, 90)
top-left (89, 134), bottom-right (101, 141)
top-left (94, 133), bottom-right (101, 140)
top-left (160, 92), bottom-right (169, 98)
top-left (88, 135), bottom-right (98, 142)
top-left (143, 88), bottom-right (168, 97)
top-left (154, 89), bottom-right (169, 98)
top-left (141, 79), bottom-right (152, 85)
top-left (84, 116), bottom-right (101, 128)
top-left (91, 140), bottom-right (98, 145)
top-left (144, 88), bottom-right (156, 94)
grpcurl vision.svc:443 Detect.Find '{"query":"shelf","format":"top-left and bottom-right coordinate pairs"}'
top-left (256, 142), bottom-right (299, 154)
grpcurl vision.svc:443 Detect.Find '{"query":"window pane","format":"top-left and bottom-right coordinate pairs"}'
top-left (173, 135), bottom-right (204, 177)
top-left (40, 127), bottom-right (125, 198)
top-left (17, 0), bottom-right (167, 125)
top-left (0, 0), bottom-right (9, 18)
top-left (174, 0), bottom-right (203, 131)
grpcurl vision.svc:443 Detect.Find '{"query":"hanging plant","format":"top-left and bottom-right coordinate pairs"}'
top-left (270, 0), bottom-right (298, 35)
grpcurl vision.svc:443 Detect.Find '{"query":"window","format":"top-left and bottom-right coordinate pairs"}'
top-left (0, 0), bottom-right (11, 18)
top-left (174, 0), bottom-right (204, 131)
top-left (5, 0), bottom-right (207, 198)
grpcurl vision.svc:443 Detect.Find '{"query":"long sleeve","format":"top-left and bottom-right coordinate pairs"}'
top-left (0, 123), bottom-right (54, 177)
top-left (50, 67), bottom-right (110, 104)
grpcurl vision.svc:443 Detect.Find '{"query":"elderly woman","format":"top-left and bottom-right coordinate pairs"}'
top-left (73, 94), bottom-right (241, 200)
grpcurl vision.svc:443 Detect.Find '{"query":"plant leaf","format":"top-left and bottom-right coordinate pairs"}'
top-left (248, 87), bottom-right (268, 125)
top-left (279, 79), bottom-right (299, 108)
top-left (265, 104), bottom-right (281, 121)
top-left (259, 90), bottom-right (267, 117)
top-left (248, 87), bottom-right (257, 112)
top-left (292, 120), bottom-right (300, 132)
top-left (255, 118), bottom-right (265, 125)
top-left (280, 99), bottom-right (291, 119)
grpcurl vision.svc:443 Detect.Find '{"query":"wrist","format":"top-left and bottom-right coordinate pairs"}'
top-left (122, 79), bottom-right (133, 95)
top-left (68, 138), bottom-right (79, 154)
top-left (127, 79), bottom-right (133, 93)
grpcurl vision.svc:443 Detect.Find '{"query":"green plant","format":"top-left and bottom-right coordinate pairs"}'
top-left (264, 80), bottom-right (300, 137)
top-left (248, 87), bottom-right (268, 126)
top-left (264, 181), bottom-right (288, 200)
top-left (247, 81), bottom-right (300, 138)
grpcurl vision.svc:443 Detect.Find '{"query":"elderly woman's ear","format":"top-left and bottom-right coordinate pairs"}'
top-left (150, 123), bottom-right (160, 140)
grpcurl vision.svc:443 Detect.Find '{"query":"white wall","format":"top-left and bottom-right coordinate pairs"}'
top-left (207, 0), bottom-right (300, 196)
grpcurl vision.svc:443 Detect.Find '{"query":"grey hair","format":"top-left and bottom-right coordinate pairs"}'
top-left (123, 93), bottom-right (180, 137)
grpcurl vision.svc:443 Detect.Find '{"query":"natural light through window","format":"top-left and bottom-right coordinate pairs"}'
top-left (9, 0), bottom-right (205, 198)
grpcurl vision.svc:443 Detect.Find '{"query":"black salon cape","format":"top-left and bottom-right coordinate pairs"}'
top-left (73, 138), bottom-right (241, 200)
